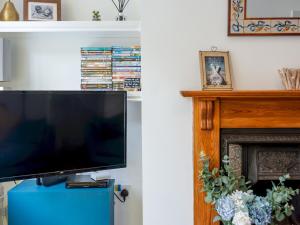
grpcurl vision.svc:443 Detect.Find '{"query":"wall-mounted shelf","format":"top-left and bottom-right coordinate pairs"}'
top-left (128, 97), bottom-right (142, 102)
top-left (0, 21), bottom-right (141, 37)
top-left (128, 92), bottom-right (142, 102)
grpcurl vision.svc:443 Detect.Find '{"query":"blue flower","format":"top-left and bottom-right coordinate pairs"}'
top-left (248, 196), bottom-right (272, 225)
top-left (215, 196), bottom-right (235, 221)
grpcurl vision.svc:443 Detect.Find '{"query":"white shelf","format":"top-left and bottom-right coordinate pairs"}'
top-left (128, 97), bottom-right (142, 102)
top-left (0, 21), bottom-right (141, 37)
top-left (128, 92), bottom-right (142, 102)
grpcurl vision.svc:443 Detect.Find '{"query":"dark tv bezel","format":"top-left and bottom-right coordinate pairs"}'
top-left (0, 90), bottom-right (127, 183)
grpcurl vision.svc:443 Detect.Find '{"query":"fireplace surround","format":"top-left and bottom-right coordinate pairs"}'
top-left (181, 90), bottom-right (300, 225)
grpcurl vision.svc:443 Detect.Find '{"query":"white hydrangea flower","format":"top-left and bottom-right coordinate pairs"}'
top-left (232, 211), bottom-right (251, 225)
top-left (230, 191), bottom-right (252, 212)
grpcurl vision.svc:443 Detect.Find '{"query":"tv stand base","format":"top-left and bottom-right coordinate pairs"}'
top-left (36, 175), bottom-right (69, 187)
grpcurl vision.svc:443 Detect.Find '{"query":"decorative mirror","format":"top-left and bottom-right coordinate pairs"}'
top-left (228, 0), bottom-right (300, 35)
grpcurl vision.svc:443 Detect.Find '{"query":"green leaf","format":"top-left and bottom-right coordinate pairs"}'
top-left (284, 205), bottom-right (294, 216)
top-left (212, 168), bottom-right (218, 176)
top-left (276, 212), bottom-right (285, 222)
top-left (205, 193), bottom-right (212, 203)
top-left (221, 176), bottom-right (228, 185)
top-left (274, 194), bottom-right (282, 203)
top-left (213, 216), bottom-right (221, 223)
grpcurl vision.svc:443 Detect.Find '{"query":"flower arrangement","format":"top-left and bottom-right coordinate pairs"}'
top-left (199, 152), bottom-right (299, 225)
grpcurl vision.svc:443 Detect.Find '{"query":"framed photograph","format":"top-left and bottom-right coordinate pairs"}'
top-left (199, 51), bottom-right (233, 90)
top-left (24, 0), bottom-right (61, 21)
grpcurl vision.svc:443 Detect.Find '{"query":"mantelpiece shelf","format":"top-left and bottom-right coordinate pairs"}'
top-left (181, 90), bottom-right (300, 98)
top-left (0, 21), bottom-right (141, 36)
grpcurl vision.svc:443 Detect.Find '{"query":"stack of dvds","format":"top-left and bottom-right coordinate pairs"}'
top-left (81, 47), bottom-right (112, 90)
top-left (112, 46), bottom-right (141, 91)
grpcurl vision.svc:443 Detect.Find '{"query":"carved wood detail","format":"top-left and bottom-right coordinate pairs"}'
top-left (206, 101), bottom-right (213, 130)
top-left (199, 100), bottom-right (215, 130)
top-left (200, 101), bottom-right (207, 130)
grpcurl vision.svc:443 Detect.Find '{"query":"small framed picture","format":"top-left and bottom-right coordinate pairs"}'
top-left (199, 51), bottom-right (233, 90)
top-left (24, 0), bottom-right (61, 21)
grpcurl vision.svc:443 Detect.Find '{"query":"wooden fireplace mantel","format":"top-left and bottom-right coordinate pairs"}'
top-left (181, 90), bottom-right (300, 225)
top-left (182, 90), bottom-right (300, 98)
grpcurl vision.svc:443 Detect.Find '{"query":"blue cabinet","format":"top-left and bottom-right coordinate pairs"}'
top-left (8, 179), bottom-right (114, 225)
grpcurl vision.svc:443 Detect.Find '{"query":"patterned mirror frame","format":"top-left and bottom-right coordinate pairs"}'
top-left (228, 0), bottom-right (300, 36)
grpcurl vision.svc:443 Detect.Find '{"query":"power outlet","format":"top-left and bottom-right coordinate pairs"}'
top-left (114, 184), bottom-right (131, 202)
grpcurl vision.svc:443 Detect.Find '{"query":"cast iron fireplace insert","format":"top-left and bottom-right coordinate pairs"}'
top-left (221, 129), bottom-right (300, 225)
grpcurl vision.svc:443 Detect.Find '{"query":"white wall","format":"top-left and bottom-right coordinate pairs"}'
top-left (0, 0), bottom-right (140, 21)
top-left (141, 1), bottom-right (300, 225)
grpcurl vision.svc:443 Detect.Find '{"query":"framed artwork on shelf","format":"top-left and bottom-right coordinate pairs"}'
top-left (24, 0), bottom-right (61, 21)
top-left (199, 51), bottom-right (233, 90)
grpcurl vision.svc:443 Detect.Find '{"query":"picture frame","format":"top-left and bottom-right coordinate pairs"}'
top-left (24, 0), bottom-right (61, 21)
top-left (199, 51), bottom-right (233, 90)
top-left (228, 0), bottom-right (300, 36)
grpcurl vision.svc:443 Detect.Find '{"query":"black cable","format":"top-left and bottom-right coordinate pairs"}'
top-left (114, 192), bottom-right (125, 203)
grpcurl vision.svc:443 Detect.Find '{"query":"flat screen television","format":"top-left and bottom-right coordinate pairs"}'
top-left (0, 91), bottom-right (127, 182)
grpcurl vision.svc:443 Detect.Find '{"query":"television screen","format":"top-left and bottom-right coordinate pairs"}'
top-left (0, 91), bottom-right (127, 182)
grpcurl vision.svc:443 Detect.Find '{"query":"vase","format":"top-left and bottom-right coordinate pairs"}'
top-left (116, 12), bottom-right (126, 21)
top-left (0, 0), bottom-right (19, 21)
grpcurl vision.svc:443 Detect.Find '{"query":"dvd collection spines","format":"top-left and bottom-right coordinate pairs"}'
top-left (112, 46), bottom-right (141, 92)
top-left (81, 72), bottom-right (112, 76)
top-left (81, 84), bottom-right (113, 89)
top-left (112, 61), bottom-right (141, 67)
top-left (81, 46), bottom-right (142, 92)
top-left (81, 47), bottom-right (113, 91)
